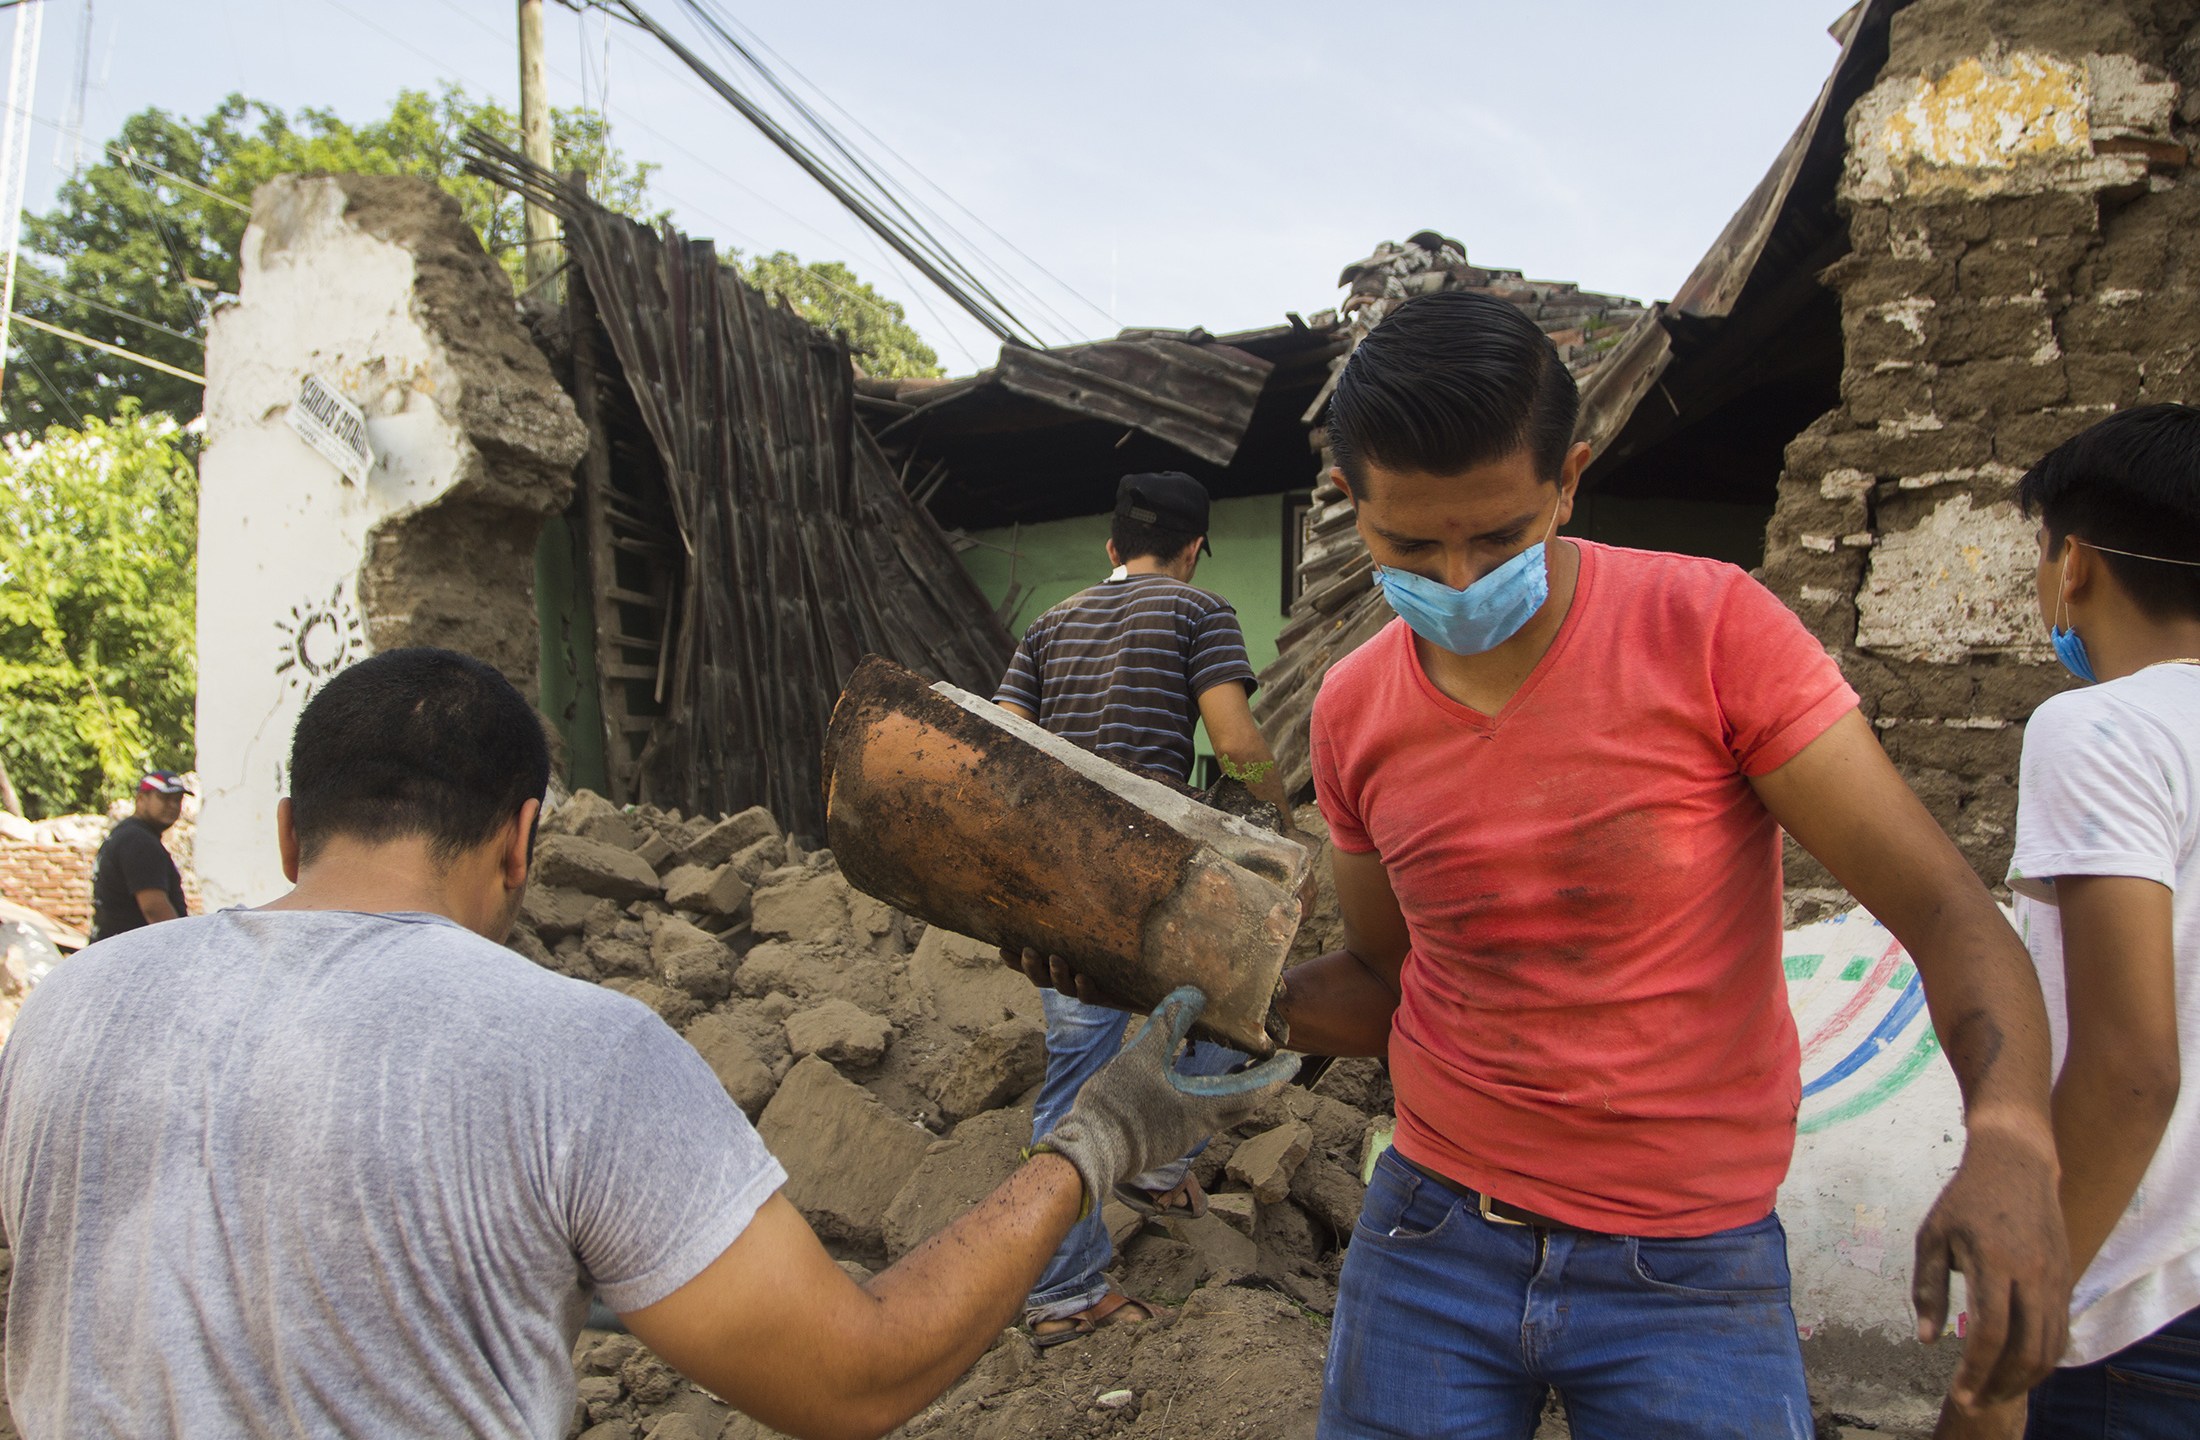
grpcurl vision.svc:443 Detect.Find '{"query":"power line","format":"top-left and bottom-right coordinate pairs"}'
top-left (16, 269), bottom-right (203, 346)
top-left (14, 340), bottom-right (83, 428)
top-left (669, 0), bottom-right (1062, 345)
top-left (9, 311), bottom-right (202, 384)
top-left (607, 0), bottom-right (1040, 347)
top-left (694, 0), bottom-right (1113, 336)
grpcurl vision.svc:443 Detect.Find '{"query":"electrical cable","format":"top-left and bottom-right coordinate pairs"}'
top-left (671, 0), bottom-right (1048, 341)
top-left (608, 0), bottom-right (1040, 346)
top-left (691, 0), bottom-right (1107, 338)
top-left (406, 0), bottom-right (946, 347)
top-left (16, 270), bottom-right (203, 346)
top-left (14, 341), bottom-right (85, 428)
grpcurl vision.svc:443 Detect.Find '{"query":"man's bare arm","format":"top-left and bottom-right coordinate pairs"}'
top-left (2047, 874), bottom-right (2180, 1277)
top-left (1274, 846), bottom-right (1411, 1057)
top-left (134, 888), bottom-right (180, 923)
top-left (626, 1158), bottom-right (1083, 1440)
top-left (1751, 710), bottom-right (2067, 1410)
top-left (997, 700), bottom-right (1035, 723)
top-left (1195, 682), bottom-right (1294, 824)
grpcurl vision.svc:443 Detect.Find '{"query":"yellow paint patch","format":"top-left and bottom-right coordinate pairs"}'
top-left (1879, 53), bottom-right (2090, 170)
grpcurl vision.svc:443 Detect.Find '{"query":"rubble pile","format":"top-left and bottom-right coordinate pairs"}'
top-left (1325, 231), bottom-right (1647, 373)
top-left (517, 790), bottom-right (1394, 1440)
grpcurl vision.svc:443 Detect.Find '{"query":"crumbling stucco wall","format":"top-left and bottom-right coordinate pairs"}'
top-left (195, 175), bottom-right (586, 908)
top-left (1765, 0), bottom-right (2200, 913)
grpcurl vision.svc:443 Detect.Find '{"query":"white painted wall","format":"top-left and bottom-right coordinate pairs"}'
top-left (195, 178), bottom-right (479, 909)
top-left (1779, 906), bottom-right (1967, 1342)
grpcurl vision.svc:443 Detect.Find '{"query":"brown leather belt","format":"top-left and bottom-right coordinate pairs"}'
top-left (1394, 1154), bottom-right (1599, 1234)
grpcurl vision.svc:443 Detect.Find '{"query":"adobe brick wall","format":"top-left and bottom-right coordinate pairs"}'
top-left (1764, 0), bottom-right (2200, 915)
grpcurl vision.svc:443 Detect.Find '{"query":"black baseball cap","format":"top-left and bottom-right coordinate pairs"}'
top-left (138, 771), bottom-right (193, 796)
top-left (1115, 471), bottom-right (1214, 556)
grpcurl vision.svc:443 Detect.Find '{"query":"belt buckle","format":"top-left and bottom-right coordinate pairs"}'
top-left (1477, 1191), bottom-right (1528, 1227)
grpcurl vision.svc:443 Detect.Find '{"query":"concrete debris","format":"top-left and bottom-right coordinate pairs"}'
top-left (681, 1014), bottom-right (778, 1118)
top-left (1208, 1191), bottom-right (1258, 1236)
top-left (682, 806), bottom-right (780, 869)
top-left (531, 835), bottom-right (662, 902)
top-left (783, 998), bottom-right (894, 1067)
top-left (1225, 1121), bottom-right (1312, 1205)
top-left (518, 884), bottom-right (593, 941)
top-left (928, 1016), bottom-right (1045, 1121)
top-left (661, 862), bottom-right (751, 918)
top-left (756, 1056), bottom-right (930, 1251)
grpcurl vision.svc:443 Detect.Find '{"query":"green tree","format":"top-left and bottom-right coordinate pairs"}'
top-left (0, 405), bottom-right (198, 818)
top-left (4, 86), bottom-right (660, 432)
top-left (739, 250), bottom-right (943, 379)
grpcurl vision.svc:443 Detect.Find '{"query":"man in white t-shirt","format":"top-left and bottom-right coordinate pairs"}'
top-left (1947, 404), bottom-right (2200, 1439)
top-left (0, 647), bottom-right (1291, 1440)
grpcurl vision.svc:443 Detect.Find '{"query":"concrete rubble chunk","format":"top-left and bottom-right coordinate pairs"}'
top-left (584, 935), bottom-right (652, 979)
top-left (757, 1056), bottom-right (930, 1250)
top-left (683, 807), bottom-right (781, 869)
top-left (784, 998), bottom-right (893, 1067)
top-left (751, 868), bottom-right (895, 945)
top-left (662, 862), bottom-right (751, 918)
top-left (684, 1014), bottom-right (778, 1117)
top-left (602, 977), bottom-right (700, 1030)
top-left (1164, 1210), bottom-right (1259, 1284)
top-left (880, 1106), bottom-right (1030, 1260)
top-left (910, 926), bottom-right (1042, 1035)
top-left (749, 870), bottom-right (852, 943)
top-left (1288, 1152), bottom-right (1367, 1235)
top-left (1102, 1198), bottom-right (1146, 1250)
top-left (648, 915), bottom-right (733, 1002)
top-left (533, 835), bottom-right (662, 902)
top-left (930, 1016), bottom-right (1045, 1120)
top-left (1226, 1121), bottom-right (1312, 1205)
top-left (519, 884), bottom-right (594, 941)
top-left (1208, 1191), bottom-right (1258, 1236)
top-left (727, 836), bottom-right (784, 885)
top-left (633, 831), bottom-right (676, 872)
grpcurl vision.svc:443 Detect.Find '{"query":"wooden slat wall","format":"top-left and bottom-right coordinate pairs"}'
top-left (468, 139), bottom-right (1012, 836)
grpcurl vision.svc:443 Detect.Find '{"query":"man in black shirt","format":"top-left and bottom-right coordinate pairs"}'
top-left (88, 772), bottom-right (191, 942)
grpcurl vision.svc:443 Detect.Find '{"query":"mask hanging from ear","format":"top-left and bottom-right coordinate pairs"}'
top-left (2049, 544), bottom-right (2097, 684)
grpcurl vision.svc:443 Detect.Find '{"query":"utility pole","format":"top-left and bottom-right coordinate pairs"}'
top-left (517, 0), bottom-right (558, 292)
top-left (0, 0), bottom-right (46, 397)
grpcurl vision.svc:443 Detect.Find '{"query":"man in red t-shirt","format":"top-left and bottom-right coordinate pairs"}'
top-left (1036, 292), bottom-right (2069, 1437)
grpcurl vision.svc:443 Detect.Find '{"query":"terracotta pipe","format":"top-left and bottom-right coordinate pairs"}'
top-left (822, 656), bottom-right (1307, 1056)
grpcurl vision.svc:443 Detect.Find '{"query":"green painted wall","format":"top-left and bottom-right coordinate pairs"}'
top-left (534, 514), bottom-right (611, 796)
top-left (959, 494), bottom-right (1294, 774)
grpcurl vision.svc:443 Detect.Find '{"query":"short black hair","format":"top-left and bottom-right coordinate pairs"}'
top-left (1329, 290), bottom-right (1580, 489)
top-left (2018, 403), bottom-right (2200, 621)
top-left (288, 647), bottom-right (550, 865)
top-left (1110, 513), bottom-right (1200, 564)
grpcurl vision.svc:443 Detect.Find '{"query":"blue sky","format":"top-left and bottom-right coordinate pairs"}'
top-left (15, 0), bottom-right (1849, 373)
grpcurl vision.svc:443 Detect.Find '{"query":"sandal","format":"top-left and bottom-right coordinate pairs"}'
top-left (1029, 1287), bottom-right (1168, 1350)
top-left (1112, 1171), bottom-right (1209, 1221)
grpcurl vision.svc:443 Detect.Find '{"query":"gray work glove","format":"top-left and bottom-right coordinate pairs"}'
top-left (1037, 986), bottom-right (1301, 1216)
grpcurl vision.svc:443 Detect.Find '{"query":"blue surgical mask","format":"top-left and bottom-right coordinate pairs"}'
top-left (1372, 515), bottom-right (1557, 656)
top-left (2051, 625), bottom-right (2097, 684)
top-left (2049, 545), bottom-right (2097, 683)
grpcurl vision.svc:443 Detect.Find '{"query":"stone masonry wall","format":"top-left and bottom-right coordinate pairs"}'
top-left (1763, 0), bottom-right (2200, 912)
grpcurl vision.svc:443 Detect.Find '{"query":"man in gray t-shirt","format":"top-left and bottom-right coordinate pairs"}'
top-left (0, 648), bottom-right (1292, 1439)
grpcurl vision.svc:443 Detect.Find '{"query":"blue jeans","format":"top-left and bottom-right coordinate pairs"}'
top-left (2027, 1304), bottom-right (2200, 1438)
top-left (1319, 1149), bottom-right (1813, 1439)
top-left (1024, 991), bottom-right (1241, 1322)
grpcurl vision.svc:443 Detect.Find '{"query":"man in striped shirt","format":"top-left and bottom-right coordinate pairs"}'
top-left (995, 471), bottom-right (1299, 1344)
